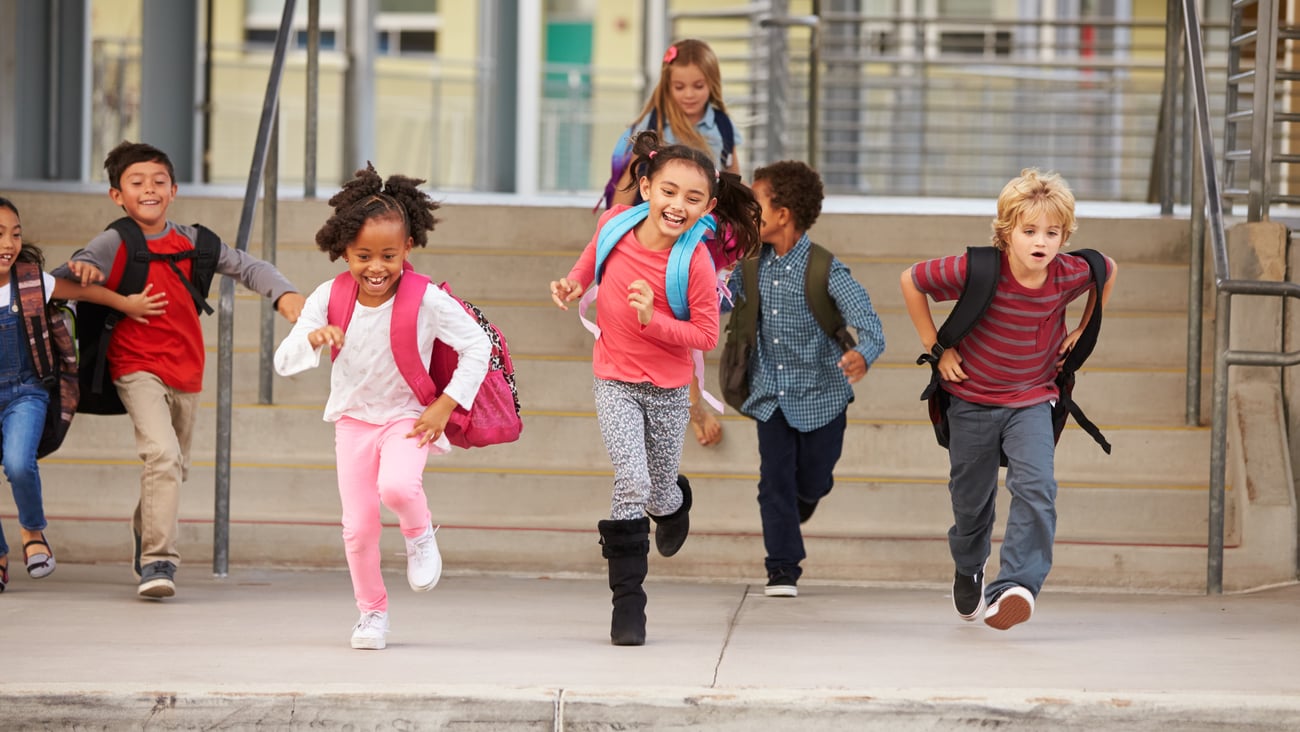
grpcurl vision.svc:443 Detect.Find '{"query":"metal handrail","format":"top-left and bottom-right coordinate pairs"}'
top-left (1181, 0), bottom-right (1300, 594)
top-left (213, 0), bottom-right (296, 577)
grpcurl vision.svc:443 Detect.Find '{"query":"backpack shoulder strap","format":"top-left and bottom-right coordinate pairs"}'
top-left (1057, 248), bottom-right (1109, 374)
top-left (13, 261), bottom-right (56, 380)
top-left (664, 214), bottom-right (717, 321)
top-left (326, 271), bottom-right (359, 361)
top-left (189, 224), bottom-right (222, 301)
top-left (933, 246), bottom-right (1001, 356)
top-left (107, 217), bottom-right (152, 296)
top-left (740, 254), bottom-right (760, 331)
top-left (389, 266), bottom-right (439, 405)
top-left (804, 242), bottom-right (852, 351)
top-left (594, 203), bottom-right (650, 286)
top-left (714, 109), bottom-right (736, 168)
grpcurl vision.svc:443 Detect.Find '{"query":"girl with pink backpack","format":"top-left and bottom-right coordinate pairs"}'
top-left (273, 165), bottom-right (493, 650)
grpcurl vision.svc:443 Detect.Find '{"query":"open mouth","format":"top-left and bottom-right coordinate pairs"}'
top-left (662, 212), bottom-right (686, 227)
top-left (365, 275), bottom-right (388, 288)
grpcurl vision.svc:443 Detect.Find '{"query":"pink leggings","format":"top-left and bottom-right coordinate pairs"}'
top-left (335, 416), bottom-right (433, 613)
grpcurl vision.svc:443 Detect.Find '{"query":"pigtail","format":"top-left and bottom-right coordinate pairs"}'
top-left (709, 172), bottom-right (761, 262)
top-left (315, 163), bottom-right (439, 261)
top-left (618, 130), bottom-right (665, 196)
top-left (381, 174), bottom-right (440, 249)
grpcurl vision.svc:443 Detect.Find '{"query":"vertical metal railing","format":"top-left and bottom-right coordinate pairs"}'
top-left (214, 0), bottom-right (296, 577)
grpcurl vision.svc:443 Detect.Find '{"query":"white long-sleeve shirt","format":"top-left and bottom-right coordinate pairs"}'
top-left (275, 277), bottom-right (492, 451)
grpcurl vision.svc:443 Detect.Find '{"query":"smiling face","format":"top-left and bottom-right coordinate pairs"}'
top-left (637, 158), bottom-right (716, 250)
top-left (1005, 211), bottom-right (1066, 286)
top-left (0, 205), bottom-right (21, 286)
top-left (669, 63), bottom-right (710, 124)
top-left (751, 179), bottom-right (784, 242)
top-left (109, 160), bottom-right (177, 234)
top-left (344, 215), bottom-right (413, 306)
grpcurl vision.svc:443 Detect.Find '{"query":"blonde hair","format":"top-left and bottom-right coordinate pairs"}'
top-left (990, 168), bottom-right (1077, 250)
top-left (635, 39), bottom-right (728, 158)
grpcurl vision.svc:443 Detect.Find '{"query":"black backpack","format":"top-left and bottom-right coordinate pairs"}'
top-left (916, 246), bottom-right (1112, 462)
top-left (719, 242), bottom-right (856, 413)
top-left (76, 217), bottom-right (221, 415)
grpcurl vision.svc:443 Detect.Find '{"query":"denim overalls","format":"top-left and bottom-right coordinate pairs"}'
top-left (0, 279), bottom-right (51, 557)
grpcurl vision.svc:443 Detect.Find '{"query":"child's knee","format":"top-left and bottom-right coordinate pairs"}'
top-left (377, 478), bottom-right (426, 511)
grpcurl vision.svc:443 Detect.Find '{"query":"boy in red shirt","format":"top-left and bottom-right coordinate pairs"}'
top-left (55, 141), bottom-right (306, 599)
top-left (900, 169), bottom-right (1116, 630)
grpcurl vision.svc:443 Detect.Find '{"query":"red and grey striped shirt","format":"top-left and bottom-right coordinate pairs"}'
top-left (910, 249), bottom-right (1103, 408)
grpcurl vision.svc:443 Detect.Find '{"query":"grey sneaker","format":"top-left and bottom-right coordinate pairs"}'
top-left (138, 560), bottom-right (176, 599)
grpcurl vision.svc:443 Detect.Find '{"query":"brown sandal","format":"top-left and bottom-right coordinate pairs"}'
top-left (23, 533), bottom-right (55, 579)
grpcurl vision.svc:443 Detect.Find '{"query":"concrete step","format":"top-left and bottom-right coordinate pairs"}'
top-left (32, 460), bottom-right (1215, 548)
top-left (54, 407), bottom-right (1211, 487)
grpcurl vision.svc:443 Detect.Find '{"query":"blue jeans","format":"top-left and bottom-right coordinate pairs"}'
top-left (755, 408), bottom-right (846, 579)
top-left (0, 382), bottom-right (50, 558)
top-left (945, 396), bottom-right (1057, 600)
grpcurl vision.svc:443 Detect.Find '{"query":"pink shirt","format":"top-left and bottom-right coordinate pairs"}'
top-left (569, 207), bottom-right (720, 388)
top-left (911, 249), bottom-right (1101, 408)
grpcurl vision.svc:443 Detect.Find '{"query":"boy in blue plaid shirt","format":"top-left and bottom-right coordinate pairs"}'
top-left (727, 161), bottom-right (885, 597)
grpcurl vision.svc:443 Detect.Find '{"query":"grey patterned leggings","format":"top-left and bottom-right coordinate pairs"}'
top-left (593, 377), bottom-right (691, 520)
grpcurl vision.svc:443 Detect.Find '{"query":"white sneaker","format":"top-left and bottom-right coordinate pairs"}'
top-left (405, 523), bottom-right (442, 592)
top-left (350, 610), bottom-right (389, 650)
top-left (984, 586), bottom-right (1035, 631)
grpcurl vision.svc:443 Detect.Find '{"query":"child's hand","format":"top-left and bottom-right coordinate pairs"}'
top-left (938, 347), bottom-right (968, 382)
top-left (122, 283), bottom-right (167, 323)
top-left (1057, 327), bottom-right (1084, 371)
top-left (627, 279), bottom-right (654, 325)
top-left (838, 349), bottom-right (868, 384)
top-left (550, 277), bottom-right (584, 309)
top-left (276, 292), bottom-right (306, 323)
top-left (307, 325), bottom-right (345, 350)
top-left (408, 399), bottom-right (455, 447)
top-left (68, 261), bottom-right (105, 286)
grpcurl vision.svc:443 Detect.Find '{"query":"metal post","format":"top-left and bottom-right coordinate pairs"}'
top-left (1249, 0), bottom-right (1279, 221)
top-left (1208, 289), bottom-right (1230, 594)
top-left (259, 111), bottom-right (279, 405)
top-left (765, 0), bottom-right (791, 163)
top-left (343, 0), bottom-right (376, 179)
top-left (1158, 0), bottom-right (1178, 213)
top-left (216, 0), bottom-right (297, 577)
top-left (1188, 112), bottom-right (1205, 426)
top-left (305, 0), bottom-right (319, 198)
top-left (807, 2), bottom-right (821, 169)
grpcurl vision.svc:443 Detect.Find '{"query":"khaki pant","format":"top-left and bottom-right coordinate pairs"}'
top-left (115, 371), bottom-right (199, 567)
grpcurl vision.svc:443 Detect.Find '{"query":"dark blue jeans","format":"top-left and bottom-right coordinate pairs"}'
top-left (755, 408), bottom-right (847, 579)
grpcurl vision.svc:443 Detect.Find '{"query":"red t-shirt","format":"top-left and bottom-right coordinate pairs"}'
top-left (104, 227), bottom-right (206, 393)
top-left (910, 249), bottom-right (1101, 408)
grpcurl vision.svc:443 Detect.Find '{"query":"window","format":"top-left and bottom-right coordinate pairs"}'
top-left (243, 0), bottom-right (439, 57)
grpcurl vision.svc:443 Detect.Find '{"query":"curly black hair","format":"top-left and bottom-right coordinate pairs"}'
top-left (622, 130), bottom-right (761, 262)
top-left (753, 160), bottom-right (824, 233)
top-left (315, 163), bottom-right (441, 261)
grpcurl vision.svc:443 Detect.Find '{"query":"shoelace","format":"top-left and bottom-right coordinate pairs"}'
top-left (407, 525), bottom-right (441, 556)
top-left (355, 612), bottom-right (385, 632)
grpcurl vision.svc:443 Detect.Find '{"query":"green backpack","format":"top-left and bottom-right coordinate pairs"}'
top-left (718, 242), bottom-right (856, 414)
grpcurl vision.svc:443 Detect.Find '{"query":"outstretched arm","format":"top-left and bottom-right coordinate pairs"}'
top-left (51, 279), bottom-right (167, 323)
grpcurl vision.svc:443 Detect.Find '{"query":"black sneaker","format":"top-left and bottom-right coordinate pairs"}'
top-left (138, 560), bottom-right (176, 599)
top-left (765, 569), bottom-right (798, 598)
top-left (797, 497), bottom-right (819, 524)
top-left (953, 564), bottom-right (986, 621)
top-left (131, 526), bottom-right (142, 579)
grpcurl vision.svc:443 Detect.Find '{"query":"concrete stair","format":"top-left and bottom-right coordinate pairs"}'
top-left (2, 190), bottom-right (1241, 591)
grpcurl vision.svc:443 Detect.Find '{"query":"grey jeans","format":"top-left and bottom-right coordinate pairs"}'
top-left (946, 396), bottom-right (1058, 600)
top-left (593, 377), bottom-right (690, 521)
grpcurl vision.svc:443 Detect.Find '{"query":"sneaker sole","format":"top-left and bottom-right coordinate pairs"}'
top-left (138, 579), bottom-right (175, 599)
top-left (764, 586), bottom-right (798, 598)
top-left (351, 638), bottom-right (387, 650)
top-left (409, 576), bottom-right (440, 592)
top-left (985, 594), bottom-right (1033, 630)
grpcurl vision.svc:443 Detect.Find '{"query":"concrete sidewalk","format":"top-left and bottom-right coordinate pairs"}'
top-left (3, 563), bottom-right (1299, 730)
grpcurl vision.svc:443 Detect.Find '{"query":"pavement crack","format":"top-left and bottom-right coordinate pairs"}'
top-left (711, 583), bottom-right (750, 687)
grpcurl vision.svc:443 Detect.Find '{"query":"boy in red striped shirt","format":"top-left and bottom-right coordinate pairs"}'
top-left (900, 169), bottom-right (1116, 630)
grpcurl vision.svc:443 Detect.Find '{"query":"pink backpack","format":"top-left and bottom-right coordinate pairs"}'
top-left (326, 263), bottom-right (522, 449)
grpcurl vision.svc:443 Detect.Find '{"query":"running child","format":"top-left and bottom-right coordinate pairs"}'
top-left (900, 169), bottom-right (1117, 630)
top-left (274, 164), bottom-right (491, 650)
top-left (551, 130), bottom-right (761, 646)
top-left (0, 196), bottom-right (165, 591)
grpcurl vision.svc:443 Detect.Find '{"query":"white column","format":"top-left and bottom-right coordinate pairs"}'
top-left (515, 0), bottom-right (542, 196)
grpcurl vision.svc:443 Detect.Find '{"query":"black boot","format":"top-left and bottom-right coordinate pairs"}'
top-left (649, 475), bottom-right (693, 557)
top-left (597, 517), bottom-right (650, 646)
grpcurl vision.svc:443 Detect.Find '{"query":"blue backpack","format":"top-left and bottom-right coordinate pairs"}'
top-left (598, 108), bottom-right (736, 211)
top-left (593, 202), bottom-right (716, 321)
